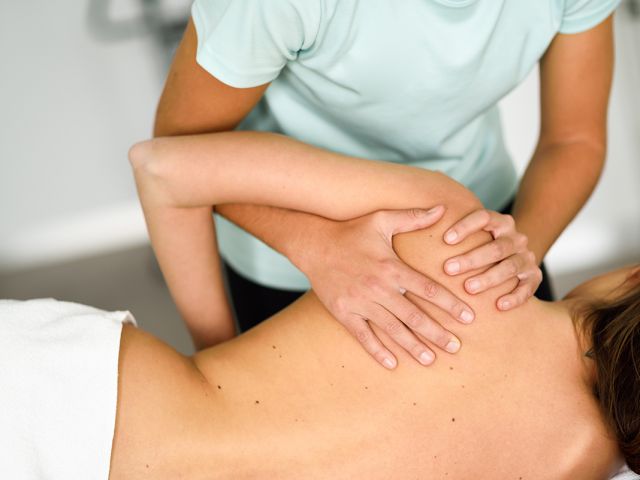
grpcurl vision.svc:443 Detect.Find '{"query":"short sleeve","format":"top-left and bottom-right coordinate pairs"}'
top-left (191, 0), bottom-right (321, 88)
top-left (559, 0), bottom-right (621, 34)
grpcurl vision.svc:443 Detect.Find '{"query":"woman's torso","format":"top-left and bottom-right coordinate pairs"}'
top-left (109, 231), bottom-right (620, 479)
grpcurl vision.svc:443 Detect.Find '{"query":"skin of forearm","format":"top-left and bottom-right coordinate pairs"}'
top-left (511, 140), bottom-right (605, 262)
top-left (135, 131), bottom-right (478, 246)
top-left (215, 203), bottom-right (331, 271)
top-left (131, 155), bottom-right (236, 348)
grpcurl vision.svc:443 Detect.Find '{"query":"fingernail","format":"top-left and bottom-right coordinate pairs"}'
top-left (445, 230), bottom-right (458, 243)
top-left (467, 279), bottom-right (480, 293)
top-left (460, 310), bottom-right (474, 323)
top-left (383, 357), bottom-right (396, 369)
top-left (446, 261), bottom-right (460, 274)
top-left (445, 339), bottom-right (461, 353)
top-left (500, 300), bottom-right (511, 310)
top-left (419, 351), bottom-right (434, 365)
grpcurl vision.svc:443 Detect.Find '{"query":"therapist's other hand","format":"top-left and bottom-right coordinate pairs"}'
top-left (443, 209), bottom-right (542, 311)
top-left (299, 205), bottom-right (475, 370)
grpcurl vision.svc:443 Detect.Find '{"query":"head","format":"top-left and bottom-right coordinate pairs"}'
top-left (565, 264), bottom-right (640, 473)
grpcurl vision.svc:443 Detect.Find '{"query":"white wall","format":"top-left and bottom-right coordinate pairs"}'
top-left (1, 2), bottom-right (638, 293)
top-left (499, 5), bottom-right (640, 294)
top-left (0, 0), bottom-right (185, 270)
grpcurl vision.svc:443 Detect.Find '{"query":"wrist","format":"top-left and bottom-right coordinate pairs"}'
top-left (286, 214), bottom-right (336, 275)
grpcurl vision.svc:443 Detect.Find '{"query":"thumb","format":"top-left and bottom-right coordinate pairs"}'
top-left (382, 205), bottom-right (446, 236)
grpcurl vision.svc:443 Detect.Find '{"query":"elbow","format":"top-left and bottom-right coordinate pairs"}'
top-left (128, 139), bottom-right (169, 183)
top-left (128, 139), bottom-right (154, 173)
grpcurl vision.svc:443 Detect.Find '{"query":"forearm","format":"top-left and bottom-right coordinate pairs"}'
top-left (512, 140), bottom-right (605, 261)
top-left (131, 152), bottom-right (236, 349)
top-left (137, 131), bottom-right (476, 220)
top-left (215, 203), bottom-right (331, 270)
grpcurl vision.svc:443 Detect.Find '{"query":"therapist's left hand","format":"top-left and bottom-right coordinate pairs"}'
top-left (442, 209), bottom-right (542, 310)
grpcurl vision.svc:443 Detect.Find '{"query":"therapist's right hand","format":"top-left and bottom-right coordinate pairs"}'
top-left (297, 205), bottom-right (475, 370)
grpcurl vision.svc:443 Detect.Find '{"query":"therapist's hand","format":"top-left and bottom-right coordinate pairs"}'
top-left (442, 209), bottom-right (542, 311)
top-left (297, 205), bottom-right (475, 370)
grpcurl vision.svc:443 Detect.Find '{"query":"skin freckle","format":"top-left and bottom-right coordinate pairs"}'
top-left (255, 400), bottom-right (260, 404)
top-left (217, 385), bottom-right (222, 390)
top-left (449, 366), bottom-right (453, 370)
top-left (451, 417), bottom-right (455, 422)
top-left (413, 402), bottom-right (417, 406)
top-left (272, 345), bottom-right (276, 349)
top-left (145, 464), bottom-right (149, 469)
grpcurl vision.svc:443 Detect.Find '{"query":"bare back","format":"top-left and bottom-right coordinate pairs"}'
top-left (109, 208), bottom-right (620, 479)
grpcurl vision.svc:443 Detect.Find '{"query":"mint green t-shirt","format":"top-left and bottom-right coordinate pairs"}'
top-left (191, 0), bottom-right (620, 290)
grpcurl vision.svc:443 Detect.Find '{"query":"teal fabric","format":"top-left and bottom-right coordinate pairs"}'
top-left (191, 0), bottom-right (620, 290)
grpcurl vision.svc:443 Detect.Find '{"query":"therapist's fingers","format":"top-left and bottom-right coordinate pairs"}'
top-left (497, 265), bottom-right (543, 311)
top-left (461, 253), bottom-right (527, 294)
top-left (342, 314), bottom-right (398, 369)
top-left (443, 209), bottom-right (509, 245)
top-left (378, 205), bottom-right (446, 237)
top-left (384, 294), bottom-right (461, 356)
top-left (364, 303), bottom-right (438, 365)
top-left (398, 264), bottom-right (475, 324)
top-left (445, 235), bottom-right (526, 277)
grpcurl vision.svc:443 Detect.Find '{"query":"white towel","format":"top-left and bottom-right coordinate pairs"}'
top-left (612, 465), bottom-right (640, 480)
top-left (0, 298), bottom-right (136, 480)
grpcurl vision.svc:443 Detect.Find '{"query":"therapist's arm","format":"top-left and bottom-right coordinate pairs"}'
top-left (443, 16), bottom-right (614, 308)
top-left (154, 18), bottom-right (474, 364)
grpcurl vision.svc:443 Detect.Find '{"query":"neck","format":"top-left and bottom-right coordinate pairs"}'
top-left (530, 297), bottom-right (597, 390)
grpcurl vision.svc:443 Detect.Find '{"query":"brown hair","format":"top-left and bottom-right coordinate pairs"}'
top-left (582, 283), bottom-right (640, 473)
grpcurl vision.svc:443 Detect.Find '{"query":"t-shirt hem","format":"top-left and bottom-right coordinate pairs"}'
top-left (191, 4), bottom-right (279, 88)
top-left (558, 1), bottom-right (620, 34)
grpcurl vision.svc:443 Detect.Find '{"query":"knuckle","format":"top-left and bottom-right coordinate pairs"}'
top-left (332, 297), bottom-right (349, 317)
top-left (355, 328), bottom-right (371, 345)
top-left (405, 310), bottom-right (425, 329)
top-left (408, 208), bottom-right (424, 219)
top-left (432, 329), bottom-right (451, 348)
top-left (534, 268), bottom-right (543, 283)
top-left (503, 214), bottom-right (515, 227)
top-left (362, 274), bottom-right (383, 294)
top-left (492, 242), bottom-right (505, 260)
top-left (515, 233), bottom-right (528, 250)
top-left (379, 258), bottom-right (398, 276)
top-left (410, 343), bottom-right (426, 359)
top-left (451, 301), bottom-right (466, 318)
top-left (423, 280), bottom-right (439, 298)
top-left (384, 320), bottom-right (403, 336)
top-left (478, 209), bottom-right (491, 224)
top-left (505, 258), bottom-right (519, 276)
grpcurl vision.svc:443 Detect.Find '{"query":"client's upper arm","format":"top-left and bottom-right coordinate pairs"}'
top-left (130, 131), bottom-right (482, 222)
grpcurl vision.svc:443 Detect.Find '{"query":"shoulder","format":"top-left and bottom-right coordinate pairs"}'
top-left (192, 0), bottom-right (325, 45)
top-left (557, 396), bottom-right (622, 479)
top-left (552, 0), bottom-right (621, 34)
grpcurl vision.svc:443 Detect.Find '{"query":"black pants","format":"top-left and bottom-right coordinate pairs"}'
top-left (224, 199), bottom-right (554, 333)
